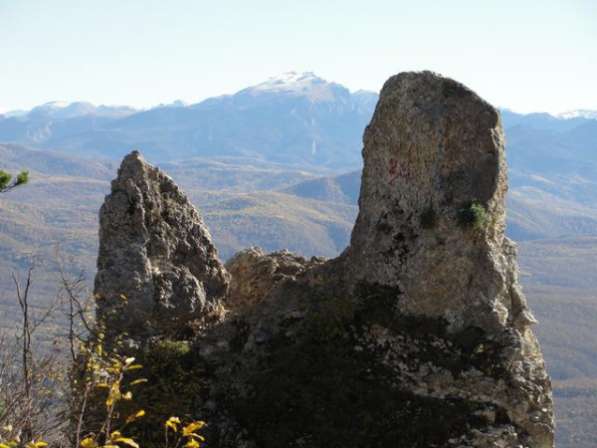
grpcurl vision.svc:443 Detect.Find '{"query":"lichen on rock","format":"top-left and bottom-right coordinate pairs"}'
top-left (92, 72), bottom-right (554, 447)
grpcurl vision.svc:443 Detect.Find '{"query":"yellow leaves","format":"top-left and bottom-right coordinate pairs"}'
top-left (165, 416), bottom-right (181, 432)
top-left (182, 421), bottom-right (206, 437)
top-left (163, 416), bottom-right (207, 448)
top-left (124, 364), bottom-right (143, 372)
top-left (73, 337), bottom-right (209, 448)
top-left (26, 441), bottom-right (48, 448)
top-left (122, 357), bottom-right (143, 372)
top-left (106, 382), bottom-right (121, 408)
top-left (0, 425), bottom-right (17, 448)
top-left (78, 430), bottom-right (140, 448)
top-left (184, 439), bottom-right (201, 448)
top-left (80, 437), bottom-right (141, 448)
top-left (0, 442), bottom-right (18, 448)
top-left (125, 409), bottom-right (146, 424)
top-left (174, 420), bottom-right (207, 448)
top-left (104, 431), bottom-right (139, 448)
top-left (112, 437), bottom-right (139, 448)
top-left (80, 437), bottom-right (98, 448)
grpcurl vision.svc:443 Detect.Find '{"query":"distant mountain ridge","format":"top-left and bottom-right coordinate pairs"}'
top-left (1, 72), bottom-right (595, 170)
top-left (0, 72), bottom-right (378, 169)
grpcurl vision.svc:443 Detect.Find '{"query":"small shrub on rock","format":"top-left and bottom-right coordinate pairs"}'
top-left (457, 202), bottom-right (487, 230)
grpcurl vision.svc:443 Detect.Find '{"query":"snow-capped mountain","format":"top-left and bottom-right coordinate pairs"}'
top-left (251, 71), bottom-right (325, 93)
top-left (0, 72), bottom-right (378, 168)
top-left (240, 71), bottom-right (349, 103)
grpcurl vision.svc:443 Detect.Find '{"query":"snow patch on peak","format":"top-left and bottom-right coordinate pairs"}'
top-left (22, 101), bottom-right (137, 120)
top-left (251, 71), bottom-right (326, 93)
top-left (156, 99), bottom-right (189, 108)
top-left (243, 71), bottom-right (350, 103)
top-left (557, 109), bottom-right (597, 120)
top-left (37, 101), bottom-right (71, 110)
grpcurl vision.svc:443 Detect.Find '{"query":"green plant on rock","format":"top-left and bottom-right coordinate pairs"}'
top-left (457, 202), bottom-right (487, 230)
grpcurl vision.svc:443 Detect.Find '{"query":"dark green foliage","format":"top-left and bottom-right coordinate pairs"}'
top-left (0, 169), bottom-right (29, 192)
top-left (16, 170), bottom-right (29, 186)
top-left (0, 170), bottom-right (11, 189)
top-left (419, 205), bottom-right (437, 229)
top-left (457, 202), bottom-right (487, 230)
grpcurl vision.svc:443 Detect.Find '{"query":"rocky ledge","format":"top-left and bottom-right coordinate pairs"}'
top-left (93, 71), bottom-right (554, 447)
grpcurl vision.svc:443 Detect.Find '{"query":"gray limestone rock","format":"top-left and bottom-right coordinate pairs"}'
top-left (94, 151), bottom-right (229, 340)
top-left (225, 247), bottom-right (325, 312)
top-left (346, 71), bottom-right (513, 332)
top-left (91, 72), bottom-right (554, 448)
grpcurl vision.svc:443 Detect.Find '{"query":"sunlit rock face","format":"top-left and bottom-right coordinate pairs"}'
top-left (346, 71), bottom-right (511, 331)
top-left (337, 71), bottom-right (554, 446)
top-left (94, 151), bottom-right (229, 341)
top-left (93, 72), bottom-right (554, 447)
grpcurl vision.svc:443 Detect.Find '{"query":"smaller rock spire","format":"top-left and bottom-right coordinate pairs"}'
top-left (94, 151), bottom-right (229, 341)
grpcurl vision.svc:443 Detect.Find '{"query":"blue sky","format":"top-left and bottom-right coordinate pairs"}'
top-left (1, 0), bottom-right (595, 114)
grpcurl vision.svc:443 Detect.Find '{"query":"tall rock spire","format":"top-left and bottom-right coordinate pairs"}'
top-left (341, 71), bottom-right (554, 446)
top-left (347, 71), bottom-right (534, 332)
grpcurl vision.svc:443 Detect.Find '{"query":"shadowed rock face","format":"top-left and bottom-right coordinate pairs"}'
top-left (94, 72), bottom-right (554, 447)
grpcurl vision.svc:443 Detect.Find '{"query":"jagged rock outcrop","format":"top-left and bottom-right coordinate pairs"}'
top-left (225, 247), bottom-right (325, 311)
top-left (94, 151), bottom-right (229, 341)
top-left (93, 72), bottom-right (554, 447)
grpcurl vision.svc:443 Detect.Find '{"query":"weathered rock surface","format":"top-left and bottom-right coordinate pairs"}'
top-left (94, 72), bottom-right (554, 447)
top-left (94, 151), bottom-right (229, 340)
top-left (225, 247), bottom-right (325, 311)
top-left (344, 72), bottom-right (530, 333)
